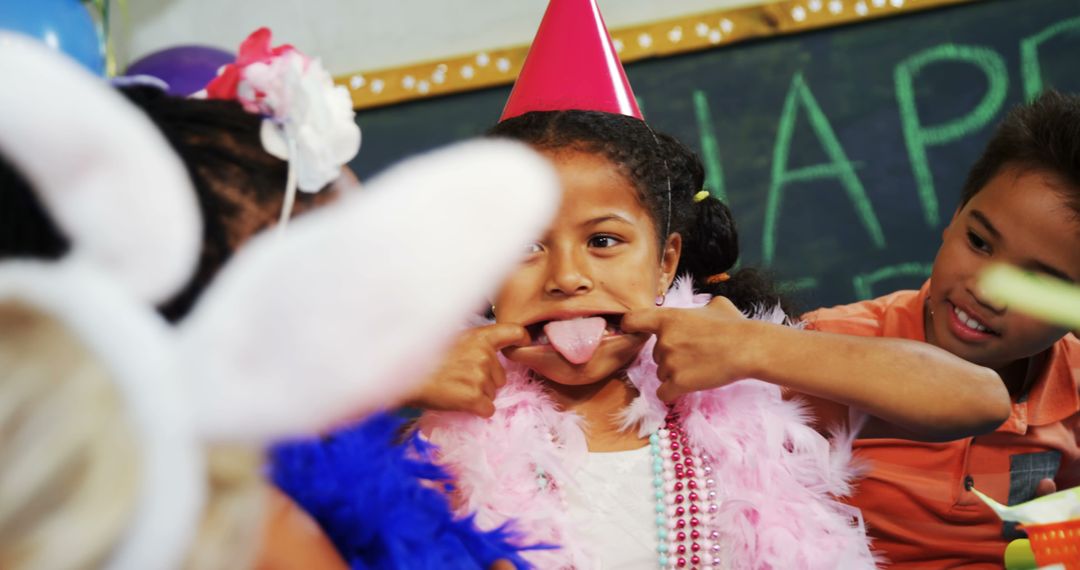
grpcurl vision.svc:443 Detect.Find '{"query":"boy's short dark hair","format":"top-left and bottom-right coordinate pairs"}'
top-left (959, 90), bottom-right (1080, 214)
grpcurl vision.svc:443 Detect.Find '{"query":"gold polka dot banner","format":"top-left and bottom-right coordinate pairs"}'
top-left (337, 0), bottom-right (976, 110)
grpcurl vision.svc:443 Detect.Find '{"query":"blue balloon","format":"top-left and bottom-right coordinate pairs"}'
top-left (0, 0), bottom-right (105, 75)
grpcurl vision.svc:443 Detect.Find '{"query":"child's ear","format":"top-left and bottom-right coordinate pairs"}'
top-left (659, 233), bottom-right (682, 291)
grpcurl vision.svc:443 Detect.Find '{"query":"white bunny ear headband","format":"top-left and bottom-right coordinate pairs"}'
top-left (202, 27), bottom-right (362, 228)
top-left (0, 261), bottom-right (206, 570)
top-left (178, 137), bottom-right (559, 441)
top-left (0, 33), bottom-right (201, 305)
top-left (0, 32), bottom-right (559, 570)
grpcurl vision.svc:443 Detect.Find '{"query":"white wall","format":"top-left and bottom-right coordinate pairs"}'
top-left (120, 0), bottom-right (774, 75)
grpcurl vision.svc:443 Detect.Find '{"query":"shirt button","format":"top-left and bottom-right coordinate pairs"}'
top-left (964, 475), bottom-right (975, 491)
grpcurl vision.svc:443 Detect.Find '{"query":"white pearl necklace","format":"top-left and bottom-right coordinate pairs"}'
top-left (533, 411), bottom-right (723, 569)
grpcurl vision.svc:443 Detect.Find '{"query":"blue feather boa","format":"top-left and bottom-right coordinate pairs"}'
top-left (270, 412), bottom-right (536, 570)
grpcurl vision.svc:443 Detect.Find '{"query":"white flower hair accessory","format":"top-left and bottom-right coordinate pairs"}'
top-left (0, 31), bottom-right (559, 570)
top-left (206, 28), bottom-right (362, 226)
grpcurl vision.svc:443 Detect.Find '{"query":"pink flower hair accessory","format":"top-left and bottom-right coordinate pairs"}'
top-left (206, 28), bottom-right (361, 227)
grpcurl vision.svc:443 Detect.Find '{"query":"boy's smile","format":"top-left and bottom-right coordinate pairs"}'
top-left (927, 164), bottom-right (1080, 375)
top-left (494, 149), bottom-right (680, 385)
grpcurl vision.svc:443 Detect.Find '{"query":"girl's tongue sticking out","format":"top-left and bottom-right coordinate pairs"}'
top-left (543, 317), bottom-right (607, 364)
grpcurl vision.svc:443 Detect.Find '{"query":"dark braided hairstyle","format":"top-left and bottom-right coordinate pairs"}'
top-left (0, 85), bottom-right (332, 322)
top-left (489, 110), bottom-right (788, 314)
top-left (119, 86), bottom-right (297, 321)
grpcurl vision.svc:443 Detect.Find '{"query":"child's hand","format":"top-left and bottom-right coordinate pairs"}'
top-left (622, 297), bottom-right (754, 402)
top-left (405, 324), bottom-right (530, 417)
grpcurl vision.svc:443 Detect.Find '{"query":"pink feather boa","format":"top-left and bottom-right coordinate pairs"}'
top-left (421, 278), bottom-right (876, 569)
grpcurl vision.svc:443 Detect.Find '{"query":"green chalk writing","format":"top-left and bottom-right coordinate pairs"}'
top-left (1021, 17), bottom-right (1080, 102)
top-left (895, 44), bottom-right (1008, 227)
top-left (763, 73), bottom-right (884, 266)
top-left (693, 90), bottom-right (727, 201)
top-left (852, 262), bottom-right (934, 300)
top-left (780, 277), bottom-right (819, 294)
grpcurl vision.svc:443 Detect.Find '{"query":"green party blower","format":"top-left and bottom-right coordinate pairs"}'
top-left (978, 265), bottom-right (1080, 568)
top-left (979, 264), bottom-right (1080, 331)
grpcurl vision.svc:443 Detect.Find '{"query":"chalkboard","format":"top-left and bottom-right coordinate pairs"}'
top-left (348, 0), bottom-right (1080, 311)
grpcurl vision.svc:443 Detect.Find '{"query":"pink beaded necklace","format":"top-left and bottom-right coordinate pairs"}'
top-left (652, 411), bottom-right (722, 570)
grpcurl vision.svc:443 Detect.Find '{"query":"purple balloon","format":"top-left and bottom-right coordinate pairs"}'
top-left (125, 45), bottom-right (235, 96)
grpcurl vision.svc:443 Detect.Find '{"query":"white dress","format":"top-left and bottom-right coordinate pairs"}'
top-left (564, 446), bottom-right (659, 569)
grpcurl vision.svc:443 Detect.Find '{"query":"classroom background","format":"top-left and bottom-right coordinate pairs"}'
top-left (42, 0), bottom-right (1080, 309)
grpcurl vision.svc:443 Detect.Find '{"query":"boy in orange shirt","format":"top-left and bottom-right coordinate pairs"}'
top-left (804, 90), bottom-right (1080, 568)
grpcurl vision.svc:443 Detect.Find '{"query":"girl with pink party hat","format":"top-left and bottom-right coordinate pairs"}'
top-left (283, 1), bottom-right (1010, 568)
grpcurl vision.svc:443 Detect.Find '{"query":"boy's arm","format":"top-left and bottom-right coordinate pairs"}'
top-left (748, 323), bottom-right (1011, 441)
top-left (622, 299), bottom-right (1011, 442)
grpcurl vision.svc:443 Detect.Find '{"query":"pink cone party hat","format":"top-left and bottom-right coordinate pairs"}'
top-left (500, 0), bottom-right (642, 121)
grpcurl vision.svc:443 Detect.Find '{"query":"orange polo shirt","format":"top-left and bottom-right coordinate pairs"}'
top-left (804, 282), bottom-right (1080, 568)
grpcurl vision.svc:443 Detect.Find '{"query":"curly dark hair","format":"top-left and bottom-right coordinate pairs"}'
top-left (488, 110), bottom-right (788, 314)
top-left (960, 90), bottom-right (1080, 216)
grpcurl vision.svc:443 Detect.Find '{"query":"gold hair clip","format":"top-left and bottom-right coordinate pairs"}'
top-left (693, 189), bottom-right (710, 203)
top-left (705, 272), bottom-right (731, 284)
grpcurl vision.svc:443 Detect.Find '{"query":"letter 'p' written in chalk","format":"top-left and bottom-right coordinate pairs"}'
top-left (895, 44), bottom-right (1008, 228)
